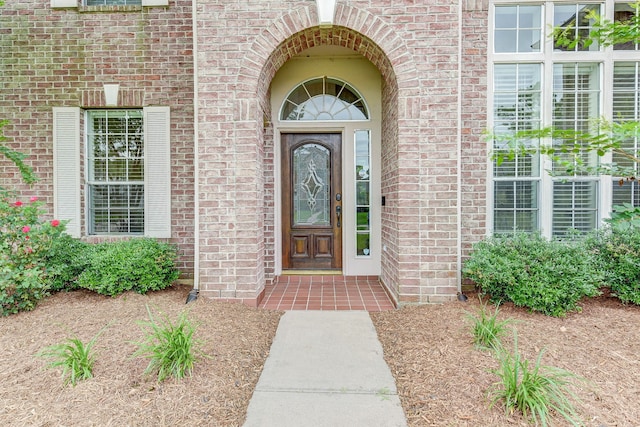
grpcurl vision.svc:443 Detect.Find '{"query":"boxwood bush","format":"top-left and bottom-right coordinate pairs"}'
top-left (462, 233), bottom-right (602, 317)
top-left (584, 227), bottom-right (640, 305)
top-left (76, 238), bottom-right (180, 297)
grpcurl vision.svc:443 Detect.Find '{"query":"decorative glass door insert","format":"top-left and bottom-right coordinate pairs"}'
top-left (293, 144), bottom-right (330, 226)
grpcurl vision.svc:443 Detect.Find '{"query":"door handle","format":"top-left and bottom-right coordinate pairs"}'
top-left (336, 205), bottom-right (341, 228)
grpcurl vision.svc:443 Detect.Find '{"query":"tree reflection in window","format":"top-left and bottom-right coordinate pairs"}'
top-left (281, 77), bottom-right (369, 121)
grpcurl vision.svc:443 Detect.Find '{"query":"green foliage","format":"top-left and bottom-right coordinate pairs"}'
top-left (0, 195), bottom-right (67, 315)
top-left (45, 234), bottom-right (91, 292)
top-left (489, 334), bottom-right (584, 427)
top-left (605, 203), bottom-right (640, 231)
top-left (584, 227), bottom-right (640, 305)
top-left (553, 2), bottom-right (640, 49)
top-left (38, 328), bottom-right (105, 386)
top-left (132, 306), bottom-right (204, 382)
top-left (466, 298), bottom-right (512, 351)
top-left (0, 120), bottom-right (38, 189)
top-left (76, 238), bottom-right (180, 296)
top-left (462, 233), bottom-right (602, 317)
top-left (490, 119), bottom-right (640, 180)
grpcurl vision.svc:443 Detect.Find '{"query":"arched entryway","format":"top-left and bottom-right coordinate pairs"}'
top-left (234, 12), bottom-right (420, 305)
top-left (194, 2), bottom-right (435, 307)
top-left (270, 48), bottom-right (382, 277)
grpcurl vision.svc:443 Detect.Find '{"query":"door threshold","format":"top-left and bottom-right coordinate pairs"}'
top-left (281, 270), bottom-right (343, 276)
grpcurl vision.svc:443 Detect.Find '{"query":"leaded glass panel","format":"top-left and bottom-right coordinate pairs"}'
top-left (293, 144), bottom-right (330, 226)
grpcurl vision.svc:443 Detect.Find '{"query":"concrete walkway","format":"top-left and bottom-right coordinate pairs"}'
top-left (243, 311), bottom-right (407, 427)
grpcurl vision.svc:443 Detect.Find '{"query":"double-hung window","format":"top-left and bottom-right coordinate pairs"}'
top-left (52, 106), bottom-right (171, 238)
top-left (86, 110), bottom-right (144, 234)
top-left (492, 63), bottom-right (542, 233)
top-left (612, 62), bottom-right (640, 205)
top-left (491, 5), bottom-right (544, 234)
top-left (551, 62), bottom-right (600, 235)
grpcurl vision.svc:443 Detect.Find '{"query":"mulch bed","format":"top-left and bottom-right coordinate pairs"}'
top-left (0, 285), bottom-right (282, 427)
top-left (1, 286), bottom-right (639, 426)
top-left (371, 291), bottom-right (640, 426)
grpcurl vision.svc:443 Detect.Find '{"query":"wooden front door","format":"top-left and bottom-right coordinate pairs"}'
top-left (282, 133), bottom-right (342, 270)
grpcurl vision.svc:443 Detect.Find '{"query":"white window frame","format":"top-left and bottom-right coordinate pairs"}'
top-left (51, 0), bottom-right (168, 8)
top-left (488, 0), bottom-right (630, 238)
top-left (52, 106), bottom-right (171, 238)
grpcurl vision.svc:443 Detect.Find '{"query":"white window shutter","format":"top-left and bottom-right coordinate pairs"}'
top-left (51, 0), bottom-right (77, 8)
top-left (143, 106), bottom-right (172, 238)
top-left (53, 107), bottom-right (81, 238)
top-left (142, 0), bottom-right (169, 6)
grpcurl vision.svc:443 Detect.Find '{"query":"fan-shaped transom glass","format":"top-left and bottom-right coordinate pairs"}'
top-left (281, 77), bottom-right (369, 121)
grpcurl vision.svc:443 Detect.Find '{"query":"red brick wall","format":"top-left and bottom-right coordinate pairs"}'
top-left (0, 0), bottom-right (195, 274)
top-left (194, 1), bottom-right (486, 304)
top-left (2, 0), bottom-right (492, 304)
top-left (461, 0), bottom-right (490, 262)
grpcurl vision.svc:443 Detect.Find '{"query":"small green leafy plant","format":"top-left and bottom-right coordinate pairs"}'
top-left (0, 119), bottom-right (38, 191)
top-left (489, 333), bottom-right (583, 426)
top-left (38, 328), bottom-right (105, 386)
top-left (467, 298), bottom-right (512, 351)
top-left (132, 306), bottom-right (204, 382)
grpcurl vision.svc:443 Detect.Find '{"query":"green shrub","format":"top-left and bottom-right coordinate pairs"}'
top-left (45, 234), bottom-right (91, 292)
top-left (77, 238), bottom-right (180, 296)
top-left (585, 227), bottom-right (640, 305)
top-left (132, 306), bottom-right (204, 382)
top-left (463, 233), bottom-right (601, 317)
top-left (0, 195), bottom-right (66, 315)
top-left (489, 333), bottom-right (584, 426)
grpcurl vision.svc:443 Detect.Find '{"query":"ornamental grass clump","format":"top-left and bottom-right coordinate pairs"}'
top-left (466, 298), bottom-right (512, 351)
top-left (133, 306), bottom-right (204, 382)
top-left (38, 328), bottom-right (105, 386)
top-left (489, 333), bottom-right (584, 427)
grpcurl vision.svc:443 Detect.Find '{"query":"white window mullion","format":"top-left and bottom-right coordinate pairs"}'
top-left (601, 50), bottom-right (614, 220)
top-left (540, 32), bottom-right (554, 238)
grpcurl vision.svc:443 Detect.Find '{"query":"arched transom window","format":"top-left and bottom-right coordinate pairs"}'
top-left (280, 77), bottom-right (369, 121)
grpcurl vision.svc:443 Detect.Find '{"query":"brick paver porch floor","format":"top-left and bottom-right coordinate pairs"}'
top-left (258, 275), bottom-right (396, 311)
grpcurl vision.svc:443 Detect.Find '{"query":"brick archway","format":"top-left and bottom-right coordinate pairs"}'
top-left (236, 5), bottom-right (420, 112)
top-left (229, 4), bottom-right (422, 304)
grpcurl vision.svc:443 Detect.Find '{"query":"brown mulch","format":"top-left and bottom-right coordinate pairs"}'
top-left (371, 291), bottom-right (640, 427)
top-left (2, 286), bottom-right (640, 426)
top-left (0, 285), bottom-right (283, 427)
